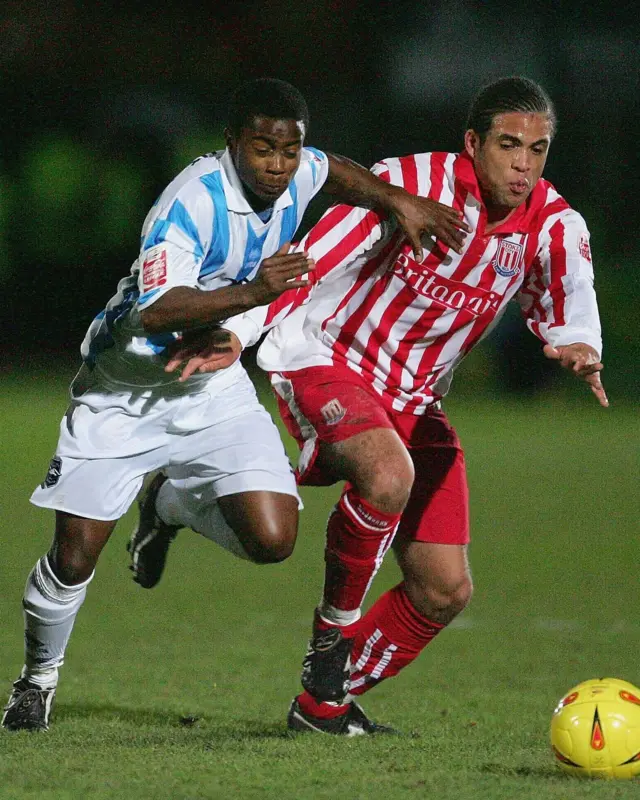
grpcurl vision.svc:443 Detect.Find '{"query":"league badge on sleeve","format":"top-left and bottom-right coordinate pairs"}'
top-left (142, 247), bottom-right (168, 291)
top-left (578, 233), bottom-right (592, 262)
top-left (492, 239), bottom-right (523, 278)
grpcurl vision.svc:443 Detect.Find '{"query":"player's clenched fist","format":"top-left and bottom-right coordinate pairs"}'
top-left (245, 242), bottom-right (315, 305)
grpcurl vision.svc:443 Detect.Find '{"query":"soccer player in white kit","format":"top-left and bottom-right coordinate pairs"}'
top-left (165, 77), bottom-right (607, 735)
top-left (2, 78), bottom-right (470, 732)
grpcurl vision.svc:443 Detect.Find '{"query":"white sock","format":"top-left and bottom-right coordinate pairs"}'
top-left (20, 664), bottom-right (58, 690)
top-left (191, 503), bottom-right (251, 561)
top-left (156, 480), bottom-right (250, 561)
top-left (21, 555), bottom-right (94, 689)
top-left (155, 480), bottom-right (184, 527)
top-left (318, 600), bottom-right (361, 627)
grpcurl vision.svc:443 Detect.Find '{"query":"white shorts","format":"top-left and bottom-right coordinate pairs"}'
top-left (30, 370), bottom-right (298, 521)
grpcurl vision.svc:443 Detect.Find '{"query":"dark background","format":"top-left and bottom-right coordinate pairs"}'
top-left (2, 0), bottom-right (637, 397)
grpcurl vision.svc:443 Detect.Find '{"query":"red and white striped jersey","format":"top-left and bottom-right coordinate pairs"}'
top-left (225, 151), bottom-right (602, 415)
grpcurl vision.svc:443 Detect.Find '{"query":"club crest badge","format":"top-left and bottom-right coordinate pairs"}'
top-left (320, 398), bottom-right (346, 426)
top-left (41, 456), bottom-right (62, 488)
top-left (492, 239), bottom-right (523, 278)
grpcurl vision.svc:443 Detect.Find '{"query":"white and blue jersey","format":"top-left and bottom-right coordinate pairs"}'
top-left (78, 146), bottom-right (328, 391)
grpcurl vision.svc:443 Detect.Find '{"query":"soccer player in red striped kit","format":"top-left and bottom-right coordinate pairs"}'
top-left (166, 77), bottom-right (607, 735)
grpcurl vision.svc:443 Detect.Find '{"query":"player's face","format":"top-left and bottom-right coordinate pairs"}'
top-left (465, 112), bottom-right (552, 212)
top-left (226, 116), bottom-right (305, 208)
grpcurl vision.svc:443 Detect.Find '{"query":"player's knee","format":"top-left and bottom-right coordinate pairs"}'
top-left (48, 549), bottom-right (95, 586)
top-left (406, 573), bottom-right (473, 622)
top-left (243, 522), bottom-right (297, 564)
top-left (430, 573), bottom-right (473, 614)
top-left (362, 458), bottom-right (414, 514)
top-left (446, 574), bottom-right (473, 614)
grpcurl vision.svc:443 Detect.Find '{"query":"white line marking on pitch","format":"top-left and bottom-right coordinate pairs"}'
top-left (446, 617), bottom-right (640, 634)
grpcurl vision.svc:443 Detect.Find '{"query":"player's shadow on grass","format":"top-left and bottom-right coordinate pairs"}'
top-left (55, 703), bottom-right (289, 740)
top-left (55, 702), bottom-right (190, 727)
top-left (481, 763), bottom-right (567, 781)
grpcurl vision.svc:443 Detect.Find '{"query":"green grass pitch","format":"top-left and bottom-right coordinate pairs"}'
top-left (0, 367), bottom-right (638, 799)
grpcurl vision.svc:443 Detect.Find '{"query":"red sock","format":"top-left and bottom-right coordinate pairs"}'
top-left (348, 582), bottom-right (445, 697)
top-left (296, 690), bottom-right (349, 719)
top-left (323, 489), bottom-right (400, 612)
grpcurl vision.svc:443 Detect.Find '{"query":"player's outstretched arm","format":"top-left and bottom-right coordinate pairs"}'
top-left (519, 212), bottom-right (605, 406)
top-left (323, 153), bottom-right (471, 259)
top-left (140, 244), bottom-right (314, 334)
top-left (543, 343), bottom-right (608, 407)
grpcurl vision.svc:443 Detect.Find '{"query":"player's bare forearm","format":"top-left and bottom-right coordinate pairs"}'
top-left (140, 285), bottom-right (260, 334)
top-left (323, 153), bottom-right (393, 208)
top-left (140, 245), bottom-right (314, 334)
top-left (324, 153), bottom-right (470, 257)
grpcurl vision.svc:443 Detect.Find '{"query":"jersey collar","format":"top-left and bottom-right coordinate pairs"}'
top-left (219, 148), bottom-right (295, 215)
top-left (454, 150), bottom-right (547, 235)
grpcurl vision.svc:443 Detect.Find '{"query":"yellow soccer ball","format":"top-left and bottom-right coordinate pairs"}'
top-left (550, 677), bottom-right (640, 779)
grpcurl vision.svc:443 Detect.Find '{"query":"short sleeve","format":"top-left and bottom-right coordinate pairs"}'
top-left (299, 147), bottom-right (329, 199)
top-left (136, 182), bottom-right (214, 309)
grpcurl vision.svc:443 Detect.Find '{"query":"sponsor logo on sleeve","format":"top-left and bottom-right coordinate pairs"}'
top-left (579, 233), bottom-right (592, 262)
top-left (492, 239), bottom-right (523, 277)
top-left (142, 247), bottom-right (168, 290)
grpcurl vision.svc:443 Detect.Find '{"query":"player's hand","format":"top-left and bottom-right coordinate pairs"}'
top-left (165, 328), bottom-right (242, 382)
top-left (246, 243), bottom-right (315, 305)
top-left (389, 191), bottom-right (471, 260)
top-left (543, 343), bottom-right (609, 407)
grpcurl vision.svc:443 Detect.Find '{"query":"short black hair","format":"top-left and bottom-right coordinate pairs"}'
top-left (466, 76), bottom-right (556, 141)
top-left (227, 78), bottom-right (310, 136)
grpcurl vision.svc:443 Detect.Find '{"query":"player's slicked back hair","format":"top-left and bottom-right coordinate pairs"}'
top-left (466, 77), bottom-right (556, 141)
top-left (227, 78), bottom-right (310, 136)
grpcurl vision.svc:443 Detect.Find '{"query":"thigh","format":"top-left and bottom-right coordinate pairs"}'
top-left (31, 384), bottom-right (176, 519)
top-left (31, 450), bottom-right (165, 521)
top-left (58, 386), bottom-right (178, 458)
top-left (167, 394), bottom-right (299, 506)
top-left (395, 412), bottom-right (470, 546)
top-left (271, 366), bottom-right (398, 485)
top-left (167, 380), bottom-right (301, 560)
top-left (316, 427), bottom-right (413, 492)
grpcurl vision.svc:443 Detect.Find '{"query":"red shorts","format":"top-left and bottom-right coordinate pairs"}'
top-left (272, 365), bottom-right (469, 546)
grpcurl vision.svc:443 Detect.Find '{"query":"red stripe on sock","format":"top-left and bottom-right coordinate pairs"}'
top-left (348, 583), bottom-right (445, 695)
top-left (339, 492), bottom-right (399, 532)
